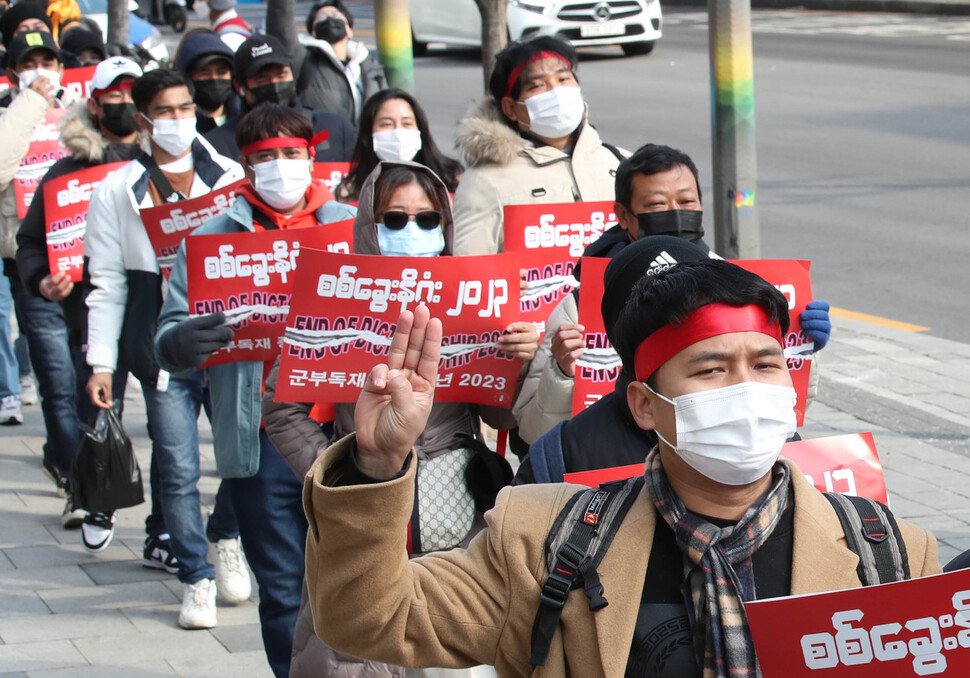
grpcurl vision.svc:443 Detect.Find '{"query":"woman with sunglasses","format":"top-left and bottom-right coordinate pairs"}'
top-left (335, 89), bottom-right (463, 203)
top-left (262, 161), bottom-right (535, 678)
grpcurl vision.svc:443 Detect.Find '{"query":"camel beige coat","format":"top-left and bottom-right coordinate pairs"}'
top-left (304, 435), bottom-right (940, 677)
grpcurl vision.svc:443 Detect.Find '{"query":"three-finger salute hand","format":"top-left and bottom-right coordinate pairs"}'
top-left (354, 305), bottom-right (442, 479)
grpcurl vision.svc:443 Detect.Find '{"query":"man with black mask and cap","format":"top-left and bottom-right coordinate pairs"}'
top-left (14, 57), bottom-right (144, 528)
top-left (204, 34), bottom-right (356, 162)
top-left (174, 29), bottom-right (240, 134)
top-left (265, 0), bottom-right (385, 123)
top-left (513, 143), bottom-right (833, 444)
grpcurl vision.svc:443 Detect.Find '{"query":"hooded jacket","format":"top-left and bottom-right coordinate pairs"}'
top-left (16, 101), bottom-right (145, 330)
top-left (452, 97), bottom-right (625, 256)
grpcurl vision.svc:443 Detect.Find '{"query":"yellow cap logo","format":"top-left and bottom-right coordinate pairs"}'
top-left (26, 32), bottom-right (43, 46)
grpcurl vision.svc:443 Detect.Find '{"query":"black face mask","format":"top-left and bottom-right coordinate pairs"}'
top-left (313, 16), bottom-right (347, 44)
top-left (194, 78), bottom-right (233, 112)
top-left (249, 80), bottom-right (295, 107)
top-left (635, 209), bottom-right (705, 243)
top-left (99, 102), bottom-right (139, 137)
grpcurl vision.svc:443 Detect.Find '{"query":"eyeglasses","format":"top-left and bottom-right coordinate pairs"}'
top-left (379, 210), bottom-right (442, 231)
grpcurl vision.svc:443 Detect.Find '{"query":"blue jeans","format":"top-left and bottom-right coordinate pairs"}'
top-left (228, 431), bottom-right (307, 678)
top-left (142, 370), bottom-right (214, 585)
top-left (0, 275), bottom-right (20, 399)
top-left (9, 275), bottom-right (80, 477)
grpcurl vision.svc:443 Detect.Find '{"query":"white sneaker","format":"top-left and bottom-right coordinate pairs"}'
top-left (211, 537), bottom-right (251, 604)
top-left (81, 512), bottom-right (115, 552)
top-left (0, 395), bottom-right (23, 425)
top-left (19, 375), bottom-right (37, 405)
top-left (179, 578), bottom-right (217, 629)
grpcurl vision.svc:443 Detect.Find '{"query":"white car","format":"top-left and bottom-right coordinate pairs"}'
top-left (76, 0), bottom-right (170, 64)
top-left (410, 0), bottom-right (662, 57)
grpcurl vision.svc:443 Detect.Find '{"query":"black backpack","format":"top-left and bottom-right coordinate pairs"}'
top-left (529, 477), bottom-right (910, 668)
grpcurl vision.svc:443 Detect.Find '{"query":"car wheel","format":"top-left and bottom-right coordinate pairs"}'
top-left (622, 41), bottom-right (655, 56)
top-left (411, 27), bottom-right (428, 57)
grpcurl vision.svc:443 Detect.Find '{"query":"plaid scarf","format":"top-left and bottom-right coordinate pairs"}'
top-left (644, 448), bottom-right (791, 678)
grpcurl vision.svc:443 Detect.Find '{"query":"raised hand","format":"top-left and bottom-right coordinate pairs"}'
top-left (551, 323), bottom-right (586, 377)
top-left (354, 305), bottom-right (442, 479)
top-left (497, 321), bottom-right (539, 362)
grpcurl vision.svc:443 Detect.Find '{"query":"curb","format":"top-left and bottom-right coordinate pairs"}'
top-left (662, 0), bottom-right (970, 15)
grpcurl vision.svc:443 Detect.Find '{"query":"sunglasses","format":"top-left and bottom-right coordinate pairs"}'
top-left (379, 210), bottom-right (442, 231)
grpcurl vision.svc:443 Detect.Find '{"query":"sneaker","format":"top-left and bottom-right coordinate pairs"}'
top-left (61, 493), bottom-right (86, 529)
top-left (143, 534), bottom-right (179, 574)
top-left (0, 395), bottom-right (23, 425)
top-left (179, 578), bottom-right (217, 629)
top-left (41, 459), bottom-right (69, 498)
top-left (211, 537), bottom-right (251, 604)
top-left (81, 511), bottom-right (115, 553)
top-left (19, 375), bottom-right (37, 405)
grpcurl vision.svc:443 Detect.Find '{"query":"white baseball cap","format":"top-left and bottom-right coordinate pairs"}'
top-left (91, 57), bottom-right (143, 97)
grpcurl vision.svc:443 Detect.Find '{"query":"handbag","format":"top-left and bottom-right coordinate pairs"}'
top-left (71, 408), bottom-right (145, 514)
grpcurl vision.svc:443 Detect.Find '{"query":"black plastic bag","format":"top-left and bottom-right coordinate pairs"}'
top-left (71, 408), bottom-right (144, 513)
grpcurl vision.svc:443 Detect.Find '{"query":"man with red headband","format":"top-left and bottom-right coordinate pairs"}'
top-left (452, 36), bottom-right (625, 256)
top-left (155, 104), bottom-right (355, 678)
top-left (84, 68), bottom-right (246, 629)
top-left (298, 259), bottom-right (939, 677)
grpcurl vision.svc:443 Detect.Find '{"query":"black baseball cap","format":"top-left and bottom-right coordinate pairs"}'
top-left (233, 35), bottom-right (290, 82)
top-left (7, 30), bottom-right (60, 67)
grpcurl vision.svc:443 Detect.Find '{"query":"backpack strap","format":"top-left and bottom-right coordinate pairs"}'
top-left (824, 492), bottom-right (910, 585)
top-left (530, 475), bottom-right (644, 667)
top-left (601, 142), bottom-right (625, 163)
top-left (138, 152), bottom-right (184, 203)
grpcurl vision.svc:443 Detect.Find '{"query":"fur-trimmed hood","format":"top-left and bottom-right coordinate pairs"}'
top-left (454, 97), bottom-right (525, 169)
top-left (58, 100), bottom-right (148, 163)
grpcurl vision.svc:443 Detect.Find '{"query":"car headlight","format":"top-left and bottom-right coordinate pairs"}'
top-left (510, 0), bottom-right (549, 14)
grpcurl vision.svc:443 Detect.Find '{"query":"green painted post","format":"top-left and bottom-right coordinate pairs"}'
top-left (375, 0), bottom-right (416, 94)
top-left (708, 0), bottom-right (760, 259)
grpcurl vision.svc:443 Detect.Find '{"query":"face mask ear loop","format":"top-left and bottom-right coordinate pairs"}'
top-left (642, 382), bottom-right (677, 450)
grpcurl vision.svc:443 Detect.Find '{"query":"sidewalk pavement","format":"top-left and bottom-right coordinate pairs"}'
top-left (2, 315), bottom-right (970, 675)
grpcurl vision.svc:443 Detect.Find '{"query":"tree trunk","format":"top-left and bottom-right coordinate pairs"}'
top-left (473, 0), bottom-right (509, 93)
top-left (106, 0), bottom-right (129, 53)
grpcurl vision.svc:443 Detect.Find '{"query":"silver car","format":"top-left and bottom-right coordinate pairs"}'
top-left (410, 0), bottom-right (663, 56)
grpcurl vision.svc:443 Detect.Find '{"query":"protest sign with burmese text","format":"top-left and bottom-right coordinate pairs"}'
top-left (43, 162), bottom-right (127, 282)
top-left (275, 251), bottom-right (522, 406)
top-left (570, 257), bottom-right (618, 415)
top-left (185, 221), bottom-right (353, 367)
top-left (14, 109), bottom-right (68, 218)
top-left (504, 201), bottom-right (616, 333)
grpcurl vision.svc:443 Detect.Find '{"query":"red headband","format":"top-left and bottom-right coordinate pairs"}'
top-left (633, 303), bottom-right (784, 382)
top-left (504, 51), bottom-right (572, 98)
top-left (239, 130), bottom-right (330, 158)
top-left (91, 80), bottom-right (133, 100)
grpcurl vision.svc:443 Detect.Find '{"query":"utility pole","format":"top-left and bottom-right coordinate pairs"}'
top-left (374, 0), bottom-right (416, 93)
top-left (708, 0), bottom-right (759, 259)
top-left (106, 0), bottom-right (129, 54)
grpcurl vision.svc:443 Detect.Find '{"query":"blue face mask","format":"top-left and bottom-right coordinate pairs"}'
top-left (377, 221), bottom-right (445, 257)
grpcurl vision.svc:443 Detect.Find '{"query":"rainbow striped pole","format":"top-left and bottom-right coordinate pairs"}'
top-left (375, 0), bottom-right (416, 94)
top-left (709, 0), bottom-right (760, 259)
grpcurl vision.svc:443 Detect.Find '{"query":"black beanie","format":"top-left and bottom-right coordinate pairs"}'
top-left (601, 236), bottom-right (710, 343)
top-left (1, 2), bottom-right (53, 48)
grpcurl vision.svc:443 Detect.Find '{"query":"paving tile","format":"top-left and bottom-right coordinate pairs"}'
top-left (80, 559), bottom-right (175, 586)
top-left (38, 581), bottom-right (178, 614)
top-left (167, 649), bottom-right (275, 678)
top-left (209, 622), bottom-right (264, 653)
top-left (0, 591), bottom-right (51, 618)
top-left (0, 565), bottom-right (93, 590)
top-left (73, 628), bottom-right (228, 665)
top-left (0, 611), bottom-right (138, 644)
top-left (26, 661), bottom-right (178, 678)
top-left (0, 639), bottom-right (85, 673)
top-left (3, 544), bottom-right (133, 570)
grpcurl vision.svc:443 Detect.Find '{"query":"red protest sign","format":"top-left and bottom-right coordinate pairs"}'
top-left (311, 162), bottom-right (354, 196)
top-left (14, 109), bottom-right (69, 218)
top-left (570, 257), bottom-right (619, 415)
top-left (43, 162), bottom-right (127, 282)
top-left (747, 568), bottom-right (970, 677)
top-left (185, 220), bottom-right (354, 367)
top-left (732, 259), bottom-right (813, 426)
top-left (504, 201), bottom-right (616, 332)
top-left (275, 251), bottom-right (522, 406)
top-left (783, 432), bottom-right (887, 504)
top-left (563, 434), bottom-right (887, 502)
top-left (141, 180), bottom-right (247, 277)
top-left (0, 66), bottom-right (96, 99)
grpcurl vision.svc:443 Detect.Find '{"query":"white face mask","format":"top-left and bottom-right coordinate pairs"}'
top-left (519, 85), bottom-right (584, 139)
top-left (647, 381), bottom-right (798, 486)
top-left (250, 158), bottom-right (313, 211)
top-left (377, 221), bottom-right (444, 257)
top-left (143, 115), bottom-right (197, 157)
top-left (17, 67), bottom-right (61, 93)
top-left (372, 128), bottom-right (422, 162)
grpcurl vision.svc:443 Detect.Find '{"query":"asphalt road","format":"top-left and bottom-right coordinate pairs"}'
top-left (172, 5), bottom-right (970, 342)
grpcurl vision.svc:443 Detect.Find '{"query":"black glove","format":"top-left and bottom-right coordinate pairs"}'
top-left (158, 312), bottom-right (234, 369)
